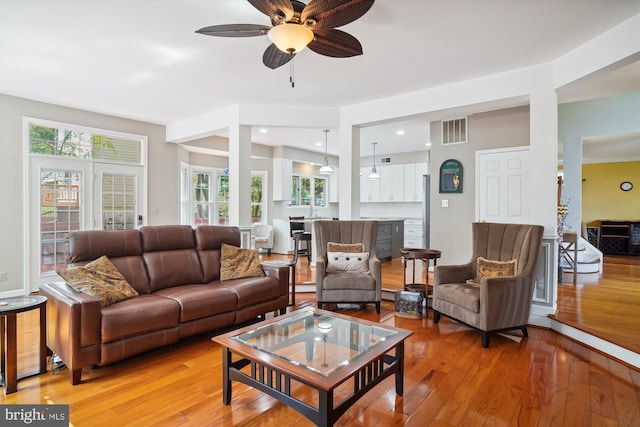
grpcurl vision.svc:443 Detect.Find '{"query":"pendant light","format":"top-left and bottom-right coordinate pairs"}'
top-left (318, 129), bottom-right (334, 175)
top-left (368, 142), bottom-right (380, 180)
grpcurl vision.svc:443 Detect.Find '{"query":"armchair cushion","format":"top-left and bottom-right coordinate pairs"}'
top-left (327, 252), bottom-right (370, 273)
top-left (220, 244), bottom-right (265, 281)
top-left (57, 255), bottom-right (139, 307)
top-left (468, 257), bottom-right (518, 284)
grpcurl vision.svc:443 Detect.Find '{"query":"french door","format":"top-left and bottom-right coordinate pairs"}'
top-left (29, 158), bottom-right (144, 290)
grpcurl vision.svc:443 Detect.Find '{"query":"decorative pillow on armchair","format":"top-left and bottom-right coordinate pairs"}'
top-left (57, 255), bottom-right (139, 307)
top-left (220, 243), bottom-right (265, 281)
top-left (327, 242), bottom-right (365, 253)
top-left (327, 252), bottom-right (370, 273)
top-left (467, 256), bottom-right (518, 284)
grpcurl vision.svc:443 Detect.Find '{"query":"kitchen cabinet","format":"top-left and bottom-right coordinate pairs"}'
top-left (360, 162), bottom-right (428, 203)
top-left (403, 163), bottom-right (428, 202)
top-left (360, 167), bottom-right (380, 202)
top-left (273, 158), bottom-right (292, 201)
top-left (404, 218), bottom-right (423, 248)
top-left (376, 220), bottom-right (404, 260)
top-left (379, 164), bottom-right (404, 202)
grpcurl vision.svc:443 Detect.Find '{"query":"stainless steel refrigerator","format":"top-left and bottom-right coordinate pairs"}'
top-left (423, 174), bottom-right (430, 248)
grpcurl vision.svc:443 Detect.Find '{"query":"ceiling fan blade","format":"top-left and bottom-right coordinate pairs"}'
top-left (263, 43), bottom-right (294, 69)
top-left (308, 29), bottom-right (363, 58)
top-left (301, 0), bottom-right (374, 29)
top-left (248, 0), bottom-right (295, 21)
top-left (196, 24), bottom-right (271, 37)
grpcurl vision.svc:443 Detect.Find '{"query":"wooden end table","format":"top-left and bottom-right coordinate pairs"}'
top-left (0, 295), bottom-right (48, 394)
top-left (400, 247), bottom-right (441, 298)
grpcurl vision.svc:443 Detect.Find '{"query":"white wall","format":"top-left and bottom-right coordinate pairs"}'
top-left (0, 94), bottom-right (178, 296)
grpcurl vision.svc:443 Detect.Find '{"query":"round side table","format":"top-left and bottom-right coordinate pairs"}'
top-left (0, 295), bottom-right (48, 394)
top-left (400, 248), bottom-right (442, 296)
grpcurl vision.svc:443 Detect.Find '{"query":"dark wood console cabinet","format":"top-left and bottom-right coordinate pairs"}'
top-left (598, 220), bottom-right (640, 256)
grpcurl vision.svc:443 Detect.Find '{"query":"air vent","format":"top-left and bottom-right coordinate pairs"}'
top-left (381, 157), bottom-right (391, 163)
top-left (441, 117), bottom-right (468, 145)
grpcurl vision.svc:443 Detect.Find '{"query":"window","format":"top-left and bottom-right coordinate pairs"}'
top-left (186, 168), bottom-right (266, 225)
top-left (251, 172), bottom-right (267, 223)
top-left (27, 118), bottom-right (146, 288)
top-left (289, 175), bottom-right (326, 207)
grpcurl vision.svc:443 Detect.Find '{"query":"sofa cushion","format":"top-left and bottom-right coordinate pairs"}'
top-left (100, 294), bottom-right (181, 343)
top-left (220, 244), bottom-right (265, 281)
top-left (154, 284), bottom-right (238, 322)
top-left (327, 242), bottom-right (365, 253)
top-left (468, 257), bottom-right (518, 284)
top-left (57, 256), bottom-right (139, 307)
top-left (195, 225), bottom-right (242, 282)
top-left (141, 225), bottom-right (204, 291)
top-left (222, 275), bottom-right (283, 308)
top-left (327, 252), bottom-right (370, 273)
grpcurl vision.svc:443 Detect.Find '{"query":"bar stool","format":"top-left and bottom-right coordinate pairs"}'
top-left (289, 216), bottom-right (312, 263)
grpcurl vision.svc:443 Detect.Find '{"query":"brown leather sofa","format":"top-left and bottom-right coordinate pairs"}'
top-left (39, 225), bottom-right (289, 385)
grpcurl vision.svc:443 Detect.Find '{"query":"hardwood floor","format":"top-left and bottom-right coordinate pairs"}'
top-left (2, 256), bottom-right (639, 426)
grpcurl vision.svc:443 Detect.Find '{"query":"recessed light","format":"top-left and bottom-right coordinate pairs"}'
top-left (315, 142), bottom-right (323, 146)
top-left (396, 130), bottom-right (405, 135)
top-left (426, 142), bottom-right (432, 147)
top-left (259, 128), bottom-right (268, 133)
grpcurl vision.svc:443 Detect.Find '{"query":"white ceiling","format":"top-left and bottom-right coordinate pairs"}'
top-left (1, 0), bottom-right (639, 158)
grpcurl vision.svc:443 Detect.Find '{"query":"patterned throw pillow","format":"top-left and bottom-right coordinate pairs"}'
top-left (220, 243), bottom-right (265, 281)
top-left (326, 252), bottom-right (370, 273)
top-left (467, 257), bottom-right (518, 284)
top-left (57, 256), bottom-right (139, 307)
top-left (327, 242), bottom-right (365, 253)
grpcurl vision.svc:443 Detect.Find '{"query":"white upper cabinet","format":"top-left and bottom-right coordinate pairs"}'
top-left (403, 163), bottom-right (429, 202)
top-left (360, 166), bottom-right (380, 202)
top-left (379, 164), bottom-right (404, 202)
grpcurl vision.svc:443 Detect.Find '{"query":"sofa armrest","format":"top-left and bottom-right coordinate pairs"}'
top-left (434, 263), bottom-right (474, 286)
top-left (261, 264), bottom-right (290, 296)
top-left (39, 281), bottom-right (101, 385)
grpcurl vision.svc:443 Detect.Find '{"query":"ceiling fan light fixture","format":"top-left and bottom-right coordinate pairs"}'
top-left (268, 23), bottom-right (314, 54)
top-left (318, 129), bottom-right (333, 175)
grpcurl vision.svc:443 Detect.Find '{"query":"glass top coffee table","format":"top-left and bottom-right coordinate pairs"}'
top-left (212, 307), bottom-right (412, 426)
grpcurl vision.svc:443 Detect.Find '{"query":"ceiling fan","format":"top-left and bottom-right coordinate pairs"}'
top-left (196, 0), bottom-right (375, 73)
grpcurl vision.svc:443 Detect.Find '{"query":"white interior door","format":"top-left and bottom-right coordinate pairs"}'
top-left (94, 163), bottom-right (145, 230)
top-left (476, 147), bottom-right (530, 223)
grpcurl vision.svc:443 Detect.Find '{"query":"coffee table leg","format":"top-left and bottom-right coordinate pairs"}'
top-left (222, 347), bottom-right (232, 404)
top-left (318, 389), bottom-right (333, 427)
top-left (395, 342), bottom-right (405, 395)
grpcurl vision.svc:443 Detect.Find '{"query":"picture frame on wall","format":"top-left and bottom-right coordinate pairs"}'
top-left (439, 159), bottom-right (463, 193)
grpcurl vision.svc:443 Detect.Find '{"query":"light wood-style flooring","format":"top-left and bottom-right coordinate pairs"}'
top-left (2, 255), bottom-right (639, 426)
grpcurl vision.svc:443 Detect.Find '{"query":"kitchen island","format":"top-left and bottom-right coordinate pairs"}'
top-left (273, 217), bottom-right (405, 262)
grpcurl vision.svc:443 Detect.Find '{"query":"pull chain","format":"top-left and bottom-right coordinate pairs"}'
top-left (289, 51), bottom-right (295, 88)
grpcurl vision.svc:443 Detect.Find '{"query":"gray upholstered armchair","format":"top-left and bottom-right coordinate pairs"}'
top-left (433, 222), bottom-right (544, 348)
top-left (313, 220), bottom-right (381, 314)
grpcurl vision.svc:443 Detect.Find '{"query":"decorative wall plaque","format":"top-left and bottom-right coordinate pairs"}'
top-left (439, 159), bottom-right (463, 193)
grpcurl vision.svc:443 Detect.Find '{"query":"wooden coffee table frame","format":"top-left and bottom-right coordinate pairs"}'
top-left (213, 308), bottom-right (412, 427)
